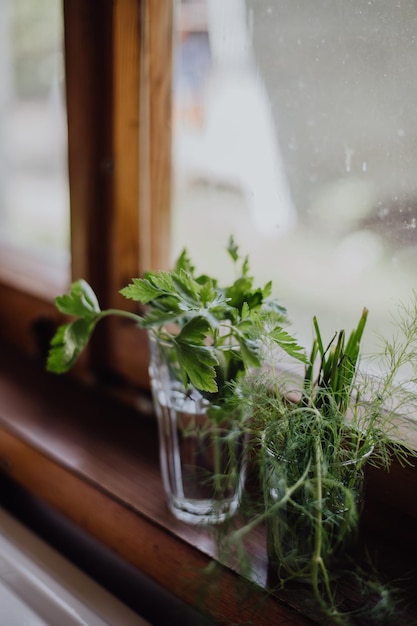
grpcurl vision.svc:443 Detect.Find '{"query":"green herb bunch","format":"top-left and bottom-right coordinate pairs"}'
top-left (261, 309), bottom-right (373, 622)
top-left (218, 301), bottom-right (417, 625)
top-left (47, 237), bottom-right (306, 408)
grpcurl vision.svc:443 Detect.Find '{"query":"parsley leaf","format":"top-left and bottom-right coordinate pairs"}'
top-left (47, 317), bottom-right (99, 373)
top-left (55, 279), bottom-right (100, 317)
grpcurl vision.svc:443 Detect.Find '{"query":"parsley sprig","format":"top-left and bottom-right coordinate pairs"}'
top-left (47, 238), bottom-right (306, 394)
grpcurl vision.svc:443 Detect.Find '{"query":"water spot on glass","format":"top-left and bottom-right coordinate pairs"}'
top-left (362, 162), bottom-right (367, 172)
top-left (345, 146), bottom-right (354, 173)
top-left (397, 128), bottom-right (405, 137)
top-left (404, 218), bottom-right (416, 230)
top-left (378, 206), bottom-right (390, 218)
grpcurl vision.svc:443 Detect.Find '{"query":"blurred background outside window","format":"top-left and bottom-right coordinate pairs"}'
top-left (0, 0), bottom-right (69, 271)
top-left (2, 0), bottom-right (417, 360)
top-left (171, 0), bottom-right (417, 354)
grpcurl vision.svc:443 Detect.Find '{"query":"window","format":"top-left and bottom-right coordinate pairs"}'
top-left (0, 0), bottom-right (68, 263)
top-left (0, 0), bottom-right (173, 391)
top-left (171, 0), bottom-right (417, 358)
top-left (0, 0), bottom-right (69, 299)
top-left (1, 0), bottom-right (417, 395)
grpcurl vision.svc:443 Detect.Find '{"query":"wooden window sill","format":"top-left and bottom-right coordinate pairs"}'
top-left (0, 342), bottom-right (416, 624)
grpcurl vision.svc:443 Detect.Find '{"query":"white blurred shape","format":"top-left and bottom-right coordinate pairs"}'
top-left (174, 0), bottom-right (297, 237)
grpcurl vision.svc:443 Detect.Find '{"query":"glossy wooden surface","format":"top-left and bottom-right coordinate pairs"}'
top-left (1, 342), bottom-right (417, 624)
top-left (0, 343), bottom-right (320, 625)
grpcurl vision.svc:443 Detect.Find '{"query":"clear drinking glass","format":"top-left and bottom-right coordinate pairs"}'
top-left (148, 331), bottom-right (246, 524)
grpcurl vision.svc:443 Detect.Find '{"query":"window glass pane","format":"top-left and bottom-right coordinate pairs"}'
top-left (0, 0), bottom-right (69, 269)
top-left (171, 0), bottom-right (417, 351)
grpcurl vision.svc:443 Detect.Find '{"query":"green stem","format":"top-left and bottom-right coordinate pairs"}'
top-left (100, 308), bottom-right (143, 324)
top-left (212, 426), bottom-right (223, 496)
top-left (230, 459), bottom-right (312, 544)
top-left (310, 413), bottom-right (336, 613)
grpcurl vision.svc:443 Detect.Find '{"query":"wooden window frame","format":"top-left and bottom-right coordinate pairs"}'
top-left (0, 0), bottom-right (173, 392)
top-left (64, 0), bottom-right (173, 390)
